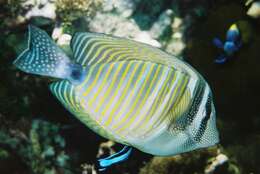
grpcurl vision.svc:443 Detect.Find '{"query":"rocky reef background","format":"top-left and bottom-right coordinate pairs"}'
top-left (0, 0), bottom-right (260, 173)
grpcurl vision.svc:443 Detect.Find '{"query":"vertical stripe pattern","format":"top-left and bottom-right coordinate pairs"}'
top-left (70, 59), bottom-right (190, 140)
top-left (49, 80), bottom-right (122, 143)
top-left (70, 32), bottom-right (187, 70)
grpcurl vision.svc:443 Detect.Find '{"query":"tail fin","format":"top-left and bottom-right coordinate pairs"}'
top-left (13, 25), bottom-right (72, 79)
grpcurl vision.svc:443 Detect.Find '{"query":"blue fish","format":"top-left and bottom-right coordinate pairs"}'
top-left (14, 26), bottom-right (219, 171)
top-left (213, 24), bottom-right (242, 64)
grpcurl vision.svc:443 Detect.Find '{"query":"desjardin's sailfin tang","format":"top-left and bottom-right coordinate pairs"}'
top-left (13, 25), bottom-right (72, 80)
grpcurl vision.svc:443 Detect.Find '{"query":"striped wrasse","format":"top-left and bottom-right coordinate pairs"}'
top-left (13, 26), bottom-right (219, 169)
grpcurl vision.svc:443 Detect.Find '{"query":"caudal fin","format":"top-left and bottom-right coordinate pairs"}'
top-left (13, 25), bottom-right (71, 79)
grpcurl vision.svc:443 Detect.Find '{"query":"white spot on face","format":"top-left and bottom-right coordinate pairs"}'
top-left (54, 59), bottom-right (70, 79)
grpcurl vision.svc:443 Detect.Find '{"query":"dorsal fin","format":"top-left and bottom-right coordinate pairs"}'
top-left (70, 32), bottom-right (183, 68)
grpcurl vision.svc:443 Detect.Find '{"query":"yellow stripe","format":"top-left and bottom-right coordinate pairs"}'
top-left (57, 83), bottom-right (65, 105)
top-left (88, 42), bottom-right (124, 65)
top-left (169, 75), bottom-right (189, 110)
top-left (132, 64), bottom-right (162, 129)
top-left (103, 62), bottom-right (133, 127)
top-left (116, 63), bottom-right (154, 132)
top-left (98, 62), bottom-right (125, 123)
top-left (112, 63), bottom-right (147, 130)
top-left (81, 38), bottom-right (134, 65)
top-left (82, 63), bottom-right (106, 97)
top-left (170, 88), bottom-right (190, 122)
top-left (88, 63), bottom-right (115, 107)
top-left (94, 62), bottom-right (126, 113)
top-left (62, 83), bottom-right (73, 110)
top-left (154, 74), bottom-right (189, 128)
top-left (69, 85), bottom-right (78, 111)
top-left (65, 85), bottom-right (81, 115)
top-left (78, 65), bottom-right (99, 106)
top-left (80, 39), bottom-right (116, 64)
top-left (106, 62), bottom-right (140, 126)
top-left (95, 46), bottom-right (133, 65)
top-left (144, 69), bottom-right (172, 124)
top-left (138, 68), bottom-right (174, 132)
top-left (94, 39), bottom-right (140, 64)
top-left (76, 37), bottom-right (96, 62)
top-left (78, 64), bottom-right (96, 89)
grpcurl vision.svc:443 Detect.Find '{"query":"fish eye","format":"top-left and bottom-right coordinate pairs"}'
top-left (71, 69), bottom-right (81, 79)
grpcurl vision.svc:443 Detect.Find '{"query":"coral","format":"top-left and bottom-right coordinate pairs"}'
top-left (150, 9), bottom-right (174, 40)
top-left (0, 0), bottom-right (25, 29)
top-left (81, 164), bottom-right (97, 174)
top-left (22, 0), bottom-right (56, 20)
top-left (247, 1), bottom-right (260, 18)
top-left (96, 140), bottom-right (116, 158)
top-left (133, 0), bottom-right (169, 29)
top-left (102, 0), bottom-right (139, 18)
top-left (0, 119), bottom-right (72, 174)
top-left (55, 0), bottom-right (102, 25)
top-left (0, 148), bottom-right (9, 159)
top-left (88, 12), bottom-right (161, 47)
top-left (225, 137), bottom-right (260, 174)
top-left (88, 12), bottom-right (140, 38)
top-left (0, 0), bottom-right (57, 30)
top-left (139, 147), bottom-right (240, 174)
top-left (26, 120), bottom-right (70, 173)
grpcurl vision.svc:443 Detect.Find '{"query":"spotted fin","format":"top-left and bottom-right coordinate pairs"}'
top-left (13, 25), bottom-right (72, 80)
top-left (70, 32), bottom-right (183, 68)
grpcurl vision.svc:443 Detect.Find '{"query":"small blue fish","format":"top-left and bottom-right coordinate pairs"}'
top-left (213, 24), bottom-right (242, 64)
top-left (14, 26), bottom-right (219, 171)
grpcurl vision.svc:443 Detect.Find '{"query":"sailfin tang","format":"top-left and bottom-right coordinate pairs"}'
top-left (13, 25), bottom-right (72, 80)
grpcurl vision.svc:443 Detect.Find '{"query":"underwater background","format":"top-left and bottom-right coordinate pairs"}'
top-left (0, 0), bottom-right (260, 173)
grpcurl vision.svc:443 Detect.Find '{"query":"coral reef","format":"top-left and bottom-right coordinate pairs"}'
top-left (246, 0), bottom-right (260, 18)
top-left (139, 147), bottom-right (241, 174)
top-left (55, 0), bottom-right (102, 25)
top-left (1, 0), bottom-right (260, 174)
top-left (0, 119), bottom-right (72, 174)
